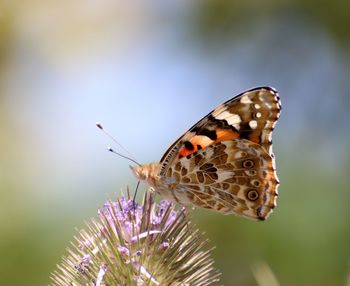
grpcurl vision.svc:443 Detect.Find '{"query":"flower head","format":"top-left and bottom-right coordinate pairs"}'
top-left (51, 191), bottom-right (220, 285)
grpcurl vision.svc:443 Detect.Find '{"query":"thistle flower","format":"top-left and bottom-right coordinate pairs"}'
top-left (51, 191), bottom-right (221, 285)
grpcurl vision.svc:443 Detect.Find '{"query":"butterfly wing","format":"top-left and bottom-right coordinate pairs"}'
top-left (161, 140), bottom-right (278, 220)
top-left (157, 87), bottom-right (281, 219)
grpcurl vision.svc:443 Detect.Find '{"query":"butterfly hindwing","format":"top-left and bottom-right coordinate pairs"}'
top-left (161, 139), bottom-right (278, 220)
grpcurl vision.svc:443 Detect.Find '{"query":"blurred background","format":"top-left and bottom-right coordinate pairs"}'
top-left (1, 0), bottom-right (349, 285)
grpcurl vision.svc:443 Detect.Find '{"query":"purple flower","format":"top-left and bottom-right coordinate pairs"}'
top-left (51, 191), bottom-right (220, 285)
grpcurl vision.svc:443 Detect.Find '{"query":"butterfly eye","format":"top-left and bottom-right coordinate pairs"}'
top-left (242, 159), bottom-right (254, 169)
top-left (246, 189), bottom-right (259, 201)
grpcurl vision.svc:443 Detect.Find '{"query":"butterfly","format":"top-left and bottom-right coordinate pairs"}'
top-left (131, 87), bottom-right (281, 220)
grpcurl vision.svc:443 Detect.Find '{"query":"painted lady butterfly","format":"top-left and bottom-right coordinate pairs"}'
top-left (131, 87), bottom-right (281, 220)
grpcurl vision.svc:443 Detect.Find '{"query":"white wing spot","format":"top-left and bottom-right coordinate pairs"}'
top-left (214, 110), bottom-right (241, 130)
top-left (264, 100), bottom-right (273, 109)
top-left (240, 95), bottom-right (253, 104)
top-left (267, 131), bottom-right (272, 142)
top-left (256, 112), bottom-right (262, 118)
top-left (249, 120), bottom-right (258, 129)
top-left (217, 170), bottom-right (234, 181)
top-left (212, 104), bottom-right (226, 117)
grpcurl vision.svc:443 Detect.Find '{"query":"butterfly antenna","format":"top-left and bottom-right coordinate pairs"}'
top-left (107, 147), bottom-right (141, 166)
top-left (97, 122), bottom-right (142, 209)
top-left (96, 122), bottom-right (141, 166)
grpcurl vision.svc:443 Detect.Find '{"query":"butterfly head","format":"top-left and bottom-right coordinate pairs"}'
top-left (130, 163), bottom-right (160, 182)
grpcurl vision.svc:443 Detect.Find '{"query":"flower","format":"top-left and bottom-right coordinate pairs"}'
top-left (51, 191), bottom-right (220, 285)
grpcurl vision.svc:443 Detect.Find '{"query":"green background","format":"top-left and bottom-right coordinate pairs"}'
top-left (1, 1), bottom-right (349, 285)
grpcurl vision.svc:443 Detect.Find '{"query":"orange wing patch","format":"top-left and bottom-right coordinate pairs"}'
top-left (178, 129), bottom-right (240, 158)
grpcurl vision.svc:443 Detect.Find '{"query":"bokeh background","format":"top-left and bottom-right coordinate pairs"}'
top-left (1, 1), bottom-right (349, 285)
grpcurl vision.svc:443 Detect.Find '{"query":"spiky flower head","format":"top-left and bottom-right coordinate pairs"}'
top-left (51, 191), bottom-right (220, 285)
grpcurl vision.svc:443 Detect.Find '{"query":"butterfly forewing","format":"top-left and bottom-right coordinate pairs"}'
top-left (160, 87), bottom-right (281, 175)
